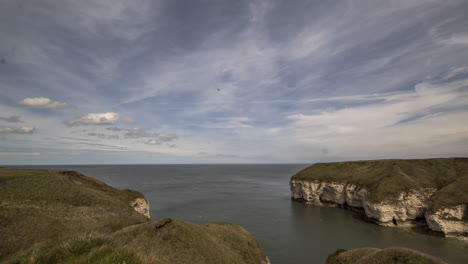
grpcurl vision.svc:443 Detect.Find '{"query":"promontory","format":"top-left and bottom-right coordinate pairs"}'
top-left (290, 158), bottom-right (468, 239)
top-left (0, 167), bottom-right (270, 264)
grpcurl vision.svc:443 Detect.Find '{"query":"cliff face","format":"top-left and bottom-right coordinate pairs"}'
top-left (130, 197), bottom-right (150, 218)
top-left (425, 204), bottom-right (468, 237)
top-left (291, 178), bottom-right (466, 238)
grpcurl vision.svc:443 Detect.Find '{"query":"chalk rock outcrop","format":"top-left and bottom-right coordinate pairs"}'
top-left (361, 189), bottom-right (436, 225)
top-left (130, 198), bottom-right (150, 218)
top-left (425, 204), bottom-right (468, 238)
top-left (290, 179), bottom-right (466, 237)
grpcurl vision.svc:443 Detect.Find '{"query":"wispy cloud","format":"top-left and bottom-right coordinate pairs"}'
top-left (87, 132), bottom-right (120, 140)
top-left (0, 152), bottom-right (40, 156)
top-left (443, 34), bottom-right (468, 46)
top-left (201, 117), bottom-right (253, 129)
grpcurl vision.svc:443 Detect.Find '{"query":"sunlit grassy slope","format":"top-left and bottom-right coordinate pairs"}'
top-left (0, 168), bottom-right (268, 264)
top-left (326, 247), bottom-right (447, 264)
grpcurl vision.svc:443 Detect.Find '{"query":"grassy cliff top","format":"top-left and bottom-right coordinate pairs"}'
top-left (291, 158), bottom-right (468, 209)
top-left (6, 219), bottom-right (268, 264)
top-left (0, 168), bottom-right (268, 264)
top-left (326, 247), bottom-right (447, 264)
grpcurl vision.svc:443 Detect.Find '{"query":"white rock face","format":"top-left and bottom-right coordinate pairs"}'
top-left (290, 179), bottom-right (467, 237)
top-left (290, 179), bottom-right (435, 224)
top-left (290, 180), bottom-right (322, 203)
top-left (362, 189), bottom-right (435, 224)
top-left (425, 204), bottom-right (468, 237)
top-left (130, 198), bottom-right (150, 218)
top-left (345, 184), bottom-right (368, 208)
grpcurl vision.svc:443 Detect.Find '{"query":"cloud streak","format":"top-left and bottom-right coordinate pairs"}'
top-left (0, 126), bottom-right (35, 134)
top-left (0, 152), bottom-right (40, 156)
top-left (0, 115), bottom-right (23, 123)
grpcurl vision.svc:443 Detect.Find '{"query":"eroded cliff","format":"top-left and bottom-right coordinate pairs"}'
top-left (290, 158), bottom-right (468, 238)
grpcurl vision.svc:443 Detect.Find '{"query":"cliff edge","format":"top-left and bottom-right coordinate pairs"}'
top-left (0, 167), bottom-right (269, 264)
top-left (290, 158), bottom-right (468, 239)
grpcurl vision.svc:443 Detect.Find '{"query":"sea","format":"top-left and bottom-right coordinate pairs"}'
top-left (13, 164), bottom-right (468, 264)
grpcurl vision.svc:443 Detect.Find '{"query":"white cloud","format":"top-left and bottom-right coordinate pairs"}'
top-left (16, 97), bottom-right (72, 109)
top-left (145, 139), bottom-right (160, 145)
top-left (65, 113), bottom-right (132, 126)
top-left (0, 126), bottom-right (35, 134)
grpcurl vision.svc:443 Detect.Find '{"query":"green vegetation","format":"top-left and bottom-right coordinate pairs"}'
top-left (291, 158), bottom-right (468, 210)
top-left (0, 168), bottom-right (268, 264)
top-left (326, 247), bottom-right (447, 264)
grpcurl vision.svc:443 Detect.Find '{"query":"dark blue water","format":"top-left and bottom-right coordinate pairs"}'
top-left (14, 164), bottom-right (468, 263)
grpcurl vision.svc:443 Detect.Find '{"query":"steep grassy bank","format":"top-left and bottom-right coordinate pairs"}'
top-left (0, 168), bottom-right (269, 264)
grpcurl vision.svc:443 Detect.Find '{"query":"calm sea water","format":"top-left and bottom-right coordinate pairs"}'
top-left (14, 164), bottom-right (468, 264)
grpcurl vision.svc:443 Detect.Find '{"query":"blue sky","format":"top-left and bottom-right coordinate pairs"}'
top-left (1, 0), bottom-right (468, 164)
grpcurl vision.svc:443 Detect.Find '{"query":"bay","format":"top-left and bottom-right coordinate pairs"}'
top-left (15, 164), bottom-right (468, 264)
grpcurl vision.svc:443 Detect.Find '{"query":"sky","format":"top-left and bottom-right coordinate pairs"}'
top-left (0, 0), bottom-right (468, 164)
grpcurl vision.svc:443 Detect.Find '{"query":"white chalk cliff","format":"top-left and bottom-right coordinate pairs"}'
top-left (290, 179), bottom-right (467, 238)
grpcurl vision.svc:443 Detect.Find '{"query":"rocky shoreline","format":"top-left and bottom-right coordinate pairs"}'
top-left (290, 179), bottom-right (468, 239)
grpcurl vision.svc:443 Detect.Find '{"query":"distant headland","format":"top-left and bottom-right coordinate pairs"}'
top-left (290, 158), bottom-right (468, 239)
